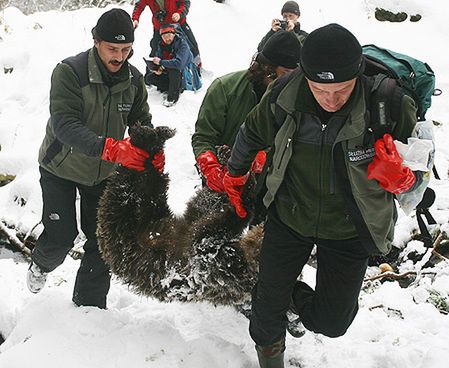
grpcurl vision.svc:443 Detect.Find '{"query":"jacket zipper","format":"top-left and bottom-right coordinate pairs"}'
top-left (277, 137), bottom-right (292, 170)
top-left (97, 91), bottom-right (112, 181)
top-left (55, 147), bottom-right (72, 168)
top-left (315, 123), bottom-right (327, 237)
top-left (329, 154), bottom-right (336, 194)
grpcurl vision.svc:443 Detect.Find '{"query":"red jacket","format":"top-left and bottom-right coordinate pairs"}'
top-left (132, 0), bottom-right (189, 30)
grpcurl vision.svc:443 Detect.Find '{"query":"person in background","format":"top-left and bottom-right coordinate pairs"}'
top-left (258, 1), bottom-right (308, 52)
top-left (132, 0), bottom-right (200, 64)
top-left (192, 31), bottom-right (301, 223)
top-left (145, 23), bottom-right (195, 107)
top-left (223, 24), bottom-right (422, 367)
top-left (26, 9), bottom-right (164, 309)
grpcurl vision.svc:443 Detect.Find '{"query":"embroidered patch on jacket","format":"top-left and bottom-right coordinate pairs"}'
top-left (348, 147), bottom-right (375, 162)
top-left (117, 103), bottom-right (132, 113)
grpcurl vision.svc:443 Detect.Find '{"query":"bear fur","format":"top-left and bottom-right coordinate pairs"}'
top-left (97, 124), bottom-right (263, 305)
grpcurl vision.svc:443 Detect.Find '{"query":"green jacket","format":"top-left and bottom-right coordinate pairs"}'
top-left (39, 48), bottom-right (152, 186)
top-left (192, 70), bottom-right (259, 158)
top-left (228, 70), bottom-right (417, 255)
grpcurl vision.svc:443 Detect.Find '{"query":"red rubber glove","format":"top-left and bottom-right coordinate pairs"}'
top-left (367, 134), bottom-right (416, 194)
top-left (101, 137), bottom-right (149, 171)
top-left (151, 151), bottom-right (165, 173)
top-left (223, 172), bottom-right (249, 218)
top-left (250, 150), bottom-right (267, 174)
top-left (196, 151), bottom-right (226, 192)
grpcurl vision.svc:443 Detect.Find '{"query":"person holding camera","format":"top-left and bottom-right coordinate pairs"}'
top-left (257, 1), bottom-right (308, 52)
top-left (144, 24), bottom-right (193, 107)
top-left (132, 0), bottom-right (200, 62)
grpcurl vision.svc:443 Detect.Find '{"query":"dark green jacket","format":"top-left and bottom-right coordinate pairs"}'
top-left (192, 70), bottom-right (259, 158)
top-left (39, 48), bottom-right (152, 186)
top-left (228, 70), bottom-right (417, 255)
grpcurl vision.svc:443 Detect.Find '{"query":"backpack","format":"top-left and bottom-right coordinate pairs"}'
top-left (182, 62), bottom-right (202, 91)
top-left (172, 24), bottom-right (202, 91)
top-left (362, 44), bottom-right (441, 178)
top-left (362, 44), bottom-right (439, 122)
top-left (362, 47), bottom-right (439, 247)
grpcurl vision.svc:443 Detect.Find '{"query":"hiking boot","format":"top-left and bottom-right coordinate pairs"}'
top-left (255, 337), bottom-right (285, 368)
top-left (162, 99), bottom-right (176, 108)
top-left (286, 309), bottom-right (306, 338)
top-left (26, 262), bottom-right (48, 294)
top-left (287, 282), bottom-right (306, 338)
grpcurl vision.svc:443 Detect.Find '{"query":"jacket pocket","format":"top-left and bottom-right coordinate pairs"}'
top-left (42, 139), bottom-right (63, 166)
top-left (55, 147), bottom-right (71, 168)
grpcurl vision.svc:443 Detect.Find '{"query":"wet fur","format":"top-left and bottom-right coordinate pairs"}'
top-left (97, 124), bottom-right (262, 305)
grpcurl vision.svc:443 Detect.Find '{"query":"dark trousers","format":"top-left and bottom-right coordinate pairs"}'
top-left (146, 68), bottom-right (182, 102)
top-left (150, 23), bottom-right (200, 58)
top-left (250, 208), bottom-right (369, 346)
top-left (32, 167), bottom-right (110, 309)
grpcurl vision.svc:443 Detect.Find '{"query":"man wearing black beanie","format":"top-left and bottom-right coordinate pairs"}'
top-left (223, 23), bottom-right (421, 367)
top-left (192, 31), bottom-right (301, 225)
top-left (27, 9), bottom-right (164, 310)
top-left (257, 0), bottom-right (308, 52)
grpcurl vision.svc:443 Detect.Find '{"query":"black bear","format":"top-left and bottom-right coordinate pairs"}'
top-left (97, 124), bottom-right (263, 306)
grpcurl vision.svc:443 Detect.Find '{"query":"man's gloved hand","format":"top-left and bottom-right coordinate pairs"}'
top-left (250, 150), bottom-right (267, 174)
top-left (223, 172), bottom-right (249, 218)
top-left (367, 134), bottom-right (416, 194)
top-left (151, 151), bottom-right (165, 173)
top-left (196, 151), bottom-right (227, 192)
top-left (101, 137), bottom-right (149, 171)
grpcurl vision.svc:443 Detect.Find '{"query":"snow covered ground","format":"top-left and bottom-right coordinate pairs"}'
top-left (1, 0), bottom-right (449, 367)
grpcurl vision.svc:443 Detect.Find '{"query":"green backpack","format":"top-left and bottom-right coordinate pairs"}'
top-left (362, 44), bottom-right (439, 121)
top-left (362, 44), bottom-right (441, 179)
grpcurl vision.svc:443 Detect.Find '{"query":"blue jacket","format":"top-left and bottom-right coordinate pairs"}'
top-left (157, 34), bottom-right (193, 71)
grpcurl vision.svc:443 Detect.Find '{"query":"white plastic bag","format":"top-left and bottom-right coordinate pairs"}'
top-left (395, 120), bottom-right (435, 215)
top-left (395, 138), bottom-right (433, 171)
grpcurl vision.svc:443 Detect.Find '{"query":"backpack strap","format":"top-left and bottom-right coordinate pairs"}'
top-left (365, 74), bottom-right (441, 181)
top-left (63, 50), bottom-right (90, 88)
top-left (415, 187), bottom-right (437, 248)
top-left (366, 76), bottom-right (439, 244)
top-left (364, 74), bottom-right (404, 140)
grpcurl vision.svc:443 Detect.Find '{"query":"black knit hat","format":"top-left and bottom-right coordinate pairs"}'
top-left (92, 8), bottom-right (134, 43)
top-left (300, 23), bottom-right (364, 83)
top-left (256, 30), bottom-right (301, 69)
top-left (281, 1), bottom-right (300, 16)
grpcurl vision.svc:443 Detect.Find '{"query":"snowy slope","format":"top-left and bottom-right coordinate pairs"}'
top-left (1, 0), bottom-right (449, 367)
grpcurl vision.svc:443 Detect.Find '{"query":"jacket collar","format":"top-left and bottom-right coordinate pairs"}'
top-left (88, 48), bottom-right (131, 92)
top-left (275, 71), bottom-right (367, 140)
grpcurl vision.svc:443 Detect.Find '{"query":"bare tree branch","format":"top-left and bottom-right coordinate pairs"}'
top-left (0, 221), bottom-right (31, 256)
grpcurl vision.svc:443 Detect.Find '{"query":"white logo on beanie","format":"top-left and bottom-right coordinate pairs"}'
top-left (317, 71), bottom-right (335, 80)
top-left (115, 34), bottom-right (126, 41)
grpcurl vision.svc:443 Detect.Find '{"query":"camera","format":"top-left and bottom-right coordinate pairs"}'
top-left (278, 19), bottom-right (288, 30)
top-left (155, 10), bottom-right (167, 22)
